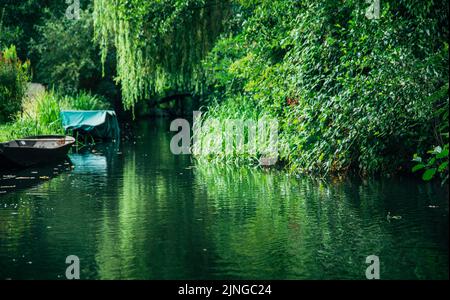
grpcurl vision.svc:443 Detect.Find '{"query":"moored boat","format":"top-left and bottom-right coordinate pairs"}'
top-left (0, 135), bottom-right (75, 169)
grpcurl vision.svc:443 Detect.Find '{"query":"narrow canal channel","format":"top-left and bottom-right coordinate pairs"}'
top-left (0, 119), bottom-right (448, 279)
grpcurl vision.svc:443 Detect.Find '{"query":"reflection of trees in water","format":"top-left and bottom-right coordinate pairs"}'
top-left (95, 120), bottom-right (202, 279)
top-left (0, 194), bottom-right (34, 260)
top-left (193, 165), bottom-right (447, 279)
top-left (1, 120), bottom-right (447, 279)
top-left (0, 161), bottom-right (73, 278)
top-left (191, 164), bottom-right (374, 279)
top-left (0, 142), bottom-right (122, 278)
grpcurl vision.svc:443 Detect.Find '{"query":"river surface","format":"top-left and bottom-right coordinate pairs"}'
top-left (0, 119), bottom-right (448, 279)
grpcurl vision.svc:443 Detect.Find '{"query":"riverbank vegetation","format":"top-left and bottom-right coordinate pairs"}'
top-left (0, 45), bottom-right (30, 123)
top-left (199, 1), bottom-right (449, 178)
top-left (0, 1), bottom-right (119, 102)
top-left (92, 0), bottom-right (449, 179)
top-left (1, 0), bottom-right (448, 181)
top-left (0, 1), bottom-right (112, 142)
top-left (0, 87), bottom-right (109, 142)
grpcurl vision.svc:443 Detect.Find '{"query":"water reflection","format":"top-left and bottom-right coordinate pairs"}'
top-left (0, 119), bottom-right (448, 279)
top-left (0, 160), bottom-right (72, 195)
top-left (193, 165), bottom-right (448, 279)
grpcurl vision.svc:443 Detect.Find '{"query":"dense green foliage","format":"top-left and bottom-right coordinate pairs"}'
top-left (0, 0), bottom-right (67, 60)
top-left (30, 9), bottom-right (97, 94)
top-left (201, 0), bottom-right (449, 176)
top-left (412, 82), bottom-right (449, 183)
top-left (94, 0), bottom-right (232, 109)
top-left (0, 45), bottom-right (30, 123)
top-left (0, 1), bottom-right (114, 143)
top-left (0, 0), bottom-right (448, 179)
top-left (1, 0), bottom-right (118, 102)
top-left (59, 91), bottom-right (110, 111)
top-left (93, 0), bottom-right (448, 177)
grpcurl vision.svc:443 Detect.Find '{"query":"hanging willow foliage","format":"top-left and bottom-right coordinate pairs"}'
top-left (93, 0), bottom-right (233, 110)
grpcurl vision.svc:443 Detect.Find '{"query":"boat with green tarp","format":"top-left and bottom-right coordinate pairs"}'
top-left (60, 110), bottom-right (120, 141)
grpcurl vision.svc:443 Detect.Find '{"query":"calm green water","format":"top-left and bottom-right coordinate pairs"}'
top-left (0, 119), bottom-right (448, 280)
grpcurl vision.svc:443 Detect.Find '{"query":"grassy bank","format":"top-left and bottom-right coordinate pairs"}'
top-left (0, 90), bottom-right (109, 142)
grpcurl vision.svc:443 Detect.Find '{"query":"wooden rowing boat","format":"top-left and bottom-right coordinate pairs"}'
top-left (0, 135), bottom-right (75, 169)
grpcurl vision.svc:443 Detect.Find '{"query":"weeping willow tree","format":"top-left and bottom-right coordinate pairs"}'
top-left (93, 0), bottom-right (233, 110)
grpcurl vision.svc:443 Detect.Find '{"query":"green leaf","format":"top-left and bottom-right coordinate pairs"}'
top-left (438, 161), bottom-right (449, 173)
top-left (436, 149), bottom-right (448, 159)
top-left (427, 157), bottom-right (436, 166)
top-left (422, 168), bottom-right (437, 181)
top-left (412, 164), bottom-right (426, 172)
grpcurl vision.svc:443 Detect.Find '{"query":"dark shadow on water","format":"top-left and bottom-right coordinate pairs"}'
top-left (0, 141), bottom-right (119, 195)
top-left (0, 159), bottom-right (73, 195)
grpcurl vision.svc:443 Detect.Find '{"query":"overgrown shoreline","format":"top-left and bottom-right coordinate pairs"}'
top-left (1, 0), bottom-right (448, 183)
top-left (0, 87), bottom-right (109, 143)
top-left (92, 0), bottom-right (449, 181)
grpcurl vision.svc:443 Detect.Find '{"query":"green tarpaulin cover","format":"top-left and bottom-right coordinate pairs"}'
top-left (60, 110), bottom-right (120, 140)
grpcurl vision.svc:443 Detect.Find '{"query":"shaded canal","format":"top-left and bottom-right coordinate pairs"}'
top-left (0, 119), bottom-right (448, 279)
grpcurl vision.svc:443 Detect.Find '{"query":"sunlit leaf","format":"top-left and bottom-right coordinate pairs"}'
top-left (422, 168), bottom-right (437, 181)
top-left (412, 164), bottom-right (425, 173)
top-left (438, 161), bottom-right (449, 173)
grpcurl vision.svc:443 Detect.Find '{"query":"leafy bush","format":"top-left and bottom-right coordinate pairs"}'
top-left (413, 144), bottom-right (449, 185)
top-left (0, 1), bottom-right (66, 59)
top-left (412, 84), bottom-right (449, 184)
top-left (29, 9), bottom-right (98, 94)
top-left (0, 8), bottom-right (22, 51)
top-left (0, 45), bottom-right (30, 123)
top-left (197, 0), bottom-right (449, 176)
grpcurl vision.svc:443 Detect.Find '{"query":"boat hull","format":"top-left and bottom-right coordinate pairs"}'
top-left (0, 136), bottom-right (75, 169)
top-left (0, 153), bottom-right (17, 168)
